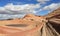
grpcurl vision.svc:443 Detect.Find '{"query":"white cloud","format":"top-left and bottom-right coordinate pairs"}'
top-left (43, 3), bottom-right (60, 10)
top-left (0, 3), bottom-right (41, 19)
top-left (0, 14), bottom-right (25, 20)
top-left (37, 3), bottom-right (60, 12)
top-left (0, 3), bottom-right (41, 14)
top-left (35, 3), bottom-right (60, 15)
top-left (37, 0), bottom-right (50, 4)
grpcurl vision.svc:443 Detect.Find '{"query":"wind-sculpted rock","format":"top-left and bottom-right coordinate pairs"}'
top-left (0, 8), bottom-right (60, 36)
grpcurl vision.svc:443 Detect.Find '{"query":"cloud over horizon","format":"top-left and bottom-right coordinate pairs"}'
top-left (0, 0), bottom-right (60, 19)
top-left (0, 0), bottom-right (60, 15)
top-left (37, 0), bottom-right (50, 4)
top-left (0, 3), bottom-right (40, 14)
top-left (43, 3), bottom-right (60, 11)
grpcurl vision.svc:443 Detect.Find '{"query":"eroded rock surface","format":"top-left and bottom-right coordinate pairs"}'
top-left (0, 8), bottom-right (60, 36)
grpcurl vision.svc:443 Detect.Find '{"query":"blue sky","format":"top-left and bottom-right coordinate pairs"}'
top-left (0, 0), bottom-right (60, 6)
top-left (0, 0), bottom-right (60, 16)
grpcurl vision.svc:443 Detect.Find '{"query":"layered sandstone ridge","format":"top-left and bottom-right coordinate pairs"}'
top-left (45, 8), bottom-right (60, 34)
top-left (0, 14), bottom-right (45, 36)
top-left (0, 8), bottom-right (60, 36)
top-left (0, 14), bottom-right (45, 25)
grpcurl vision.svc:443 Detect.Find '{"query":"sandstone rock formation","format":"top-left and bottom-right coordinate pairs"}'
top-left (0, 8), bottom-right (60, 36)
top-left (0, 14), bottom-right (45, 36)
top-left (45, 8), bottom-right (60, 34)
